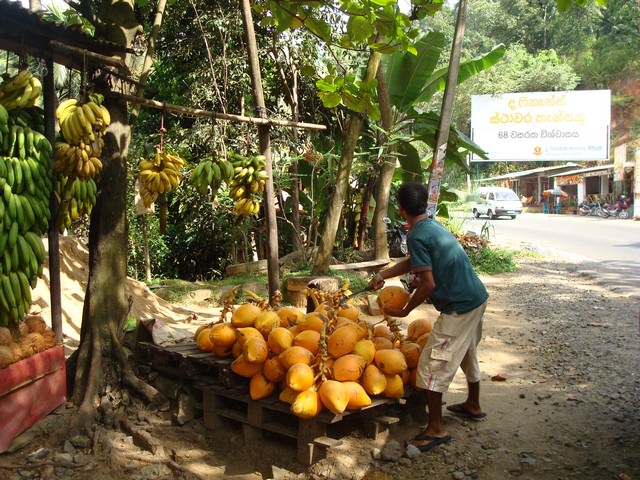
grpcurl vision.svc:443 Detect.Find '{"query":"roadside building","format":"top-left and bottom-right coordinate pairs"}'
top-left (549, 164), bottom-right (614, 204)
top-left (474, 164), bottom-right (578, 205)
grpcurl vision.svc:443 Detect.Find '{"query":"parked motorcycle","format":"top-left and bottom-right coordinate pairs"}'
top-left (578, 201), bottom-right (608, 217)
top-left (603, 196), bottom-right (630, 219)
top-left (384, 217), bottom-right (410, 257)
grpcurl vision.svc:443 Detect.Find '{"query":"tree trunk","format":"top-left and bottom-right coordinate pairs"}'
top-left (67, 0), bottom-right (163, 431)
top-left (425, 0), bottom-right (468, 216)
top-left (311, 51), bottom-right (381, 274)
top-left (372, 68), bottom-right (396, 260)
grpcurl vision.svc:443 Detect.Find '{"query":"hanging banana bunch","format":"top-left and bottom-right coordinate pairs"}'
top-left (53, 94), bottom-right (110, 180)
top-left (0, 101), bottom-right (53, 326)
top-left (228, 150), bottom-right (268, 217)
top-left (138, 148), bottom-right (184, 208)
top-left (0, 69), bottom-right (42, 110)
top-left (54, 176), bottom-right (97, 233)
top-left (190, 155), bottom-right (235, 201)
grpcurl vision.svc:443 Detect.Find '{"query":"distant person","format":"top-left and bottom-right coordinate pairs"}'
top-left (369, 182), bottom-right (489, 452)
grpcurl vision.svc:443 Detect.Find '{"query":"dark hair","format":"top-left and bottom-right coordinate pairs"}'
top-left (397, 182), bottom-right (428, 216)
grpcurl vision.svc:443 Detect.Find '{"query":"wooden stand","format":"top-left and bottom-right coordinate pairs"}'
top-left (0, 345), bottom-right (67, 453)
top-left (201, 384), bottom-right (402, 465)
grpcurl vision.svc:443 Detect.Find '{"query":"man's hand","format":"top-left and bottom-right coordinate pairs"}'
top-left (368, 272), bottom-right (385, 291)
top-left (383, 305), bottom-right (407, 317)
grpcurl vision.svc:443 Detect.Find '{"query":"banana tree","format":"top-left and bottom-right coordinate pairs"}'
top-left (370, 32), bottom-right (506, 258)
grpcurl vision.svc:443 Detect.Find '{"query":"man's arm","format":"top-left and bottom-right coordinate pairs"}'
top-left (383, 270), bottom-right (435, 317)
top-left (368, 258), bottom-right (411, 290)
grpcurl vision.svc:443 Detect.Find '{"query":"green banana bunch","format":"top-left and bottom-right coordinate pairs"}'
top-left (54, 176), bottom-right (97, 233)
top-left (190, 155), bottom-right (236, 203)
top-left (0, 70), bottom-right (42, 110)
top-left (0, 101), bottom-right (53, 327)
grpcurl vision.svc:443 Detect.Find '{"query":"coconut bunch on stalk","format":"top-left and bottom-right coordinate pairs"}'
top-left (193, 285), bottom-right (434, 419)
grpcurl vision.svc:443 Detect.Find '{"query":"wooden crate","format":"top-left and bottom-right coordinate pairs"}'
top-left (201, 384), bottom-right (402, 465)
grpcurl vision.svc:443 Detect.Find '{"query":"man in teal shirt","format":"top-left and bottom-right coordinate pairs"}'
top-left (369, 182), bottom-right (489, 452)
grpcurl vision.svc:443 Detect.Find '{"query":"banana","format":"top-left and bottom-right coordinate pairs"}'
top-left (27, 77), bottom-right (42, 107)
top-left (0, 276), bottom-right (8, 313)
top-left (81, 103), bottom-right (96, 125)
top-left (98, 104), bottom-right (111, 126)
top-left (74, 105), bottom-right (92, 136)
top-left (17, 270), bottom-right (31, 308)
top-left (23, 232), bottom-right (44, 265)
top-left (1, 274), bottom-right (15, 309)
top-left (56, 99), bottom-right (79, 123)
top-left (19, 195), bottom-right (35, 229)
top-left (9, 272), bottom-right (22, 313)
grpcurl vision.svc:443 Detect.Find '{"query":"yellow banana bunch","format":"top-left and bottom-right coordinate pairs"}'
top-left (233, 197), bottom-right (261, 216)
top-left (56, 98), bottom-right (111, 145)
top-left (53, 141), bottom-right (103, 180)
top-left (0, 70), bottom-right (42, 110)
top-left (138, 149), bottom-right (184, 207)
top-left (227, 150), bottom-right (268, 217)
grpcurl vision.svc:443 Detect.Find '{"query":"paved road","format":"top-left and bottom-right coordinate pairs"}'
top-left (461, 212), bottom-right (640, 298)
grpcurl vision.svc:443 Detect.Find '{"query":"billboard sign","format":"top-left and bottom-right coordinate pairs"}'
top-left (470, 90), bottom-right (610, 162)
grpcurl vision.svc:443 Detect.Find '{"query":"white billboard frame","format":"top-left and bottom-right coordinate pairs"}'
top-left (470, 90), bottom-right (611, 162)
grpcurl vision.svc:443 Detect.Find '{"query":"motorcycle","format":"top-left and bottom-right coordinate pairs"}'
top-left (578, 200), bottom-right (609, 217)
top-left (603, 196), bottom-right (630, 219)
top-left (384, 217), bottom-right (409, 258)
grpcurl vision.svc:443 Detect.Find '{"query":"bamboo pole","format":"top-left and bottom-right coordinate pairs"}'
top-left (239, 0), bottom-right (280, 301)
top-left (99, 90), bottom-right (327, 131)
top-left (49, 40), bottom-right (128, 71)
top-left (44, 55), bottom-right (62, 342)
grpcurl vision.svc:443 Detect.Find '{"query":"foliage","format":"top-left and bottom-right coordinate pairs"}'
top-left (468, 245), bottom-right (518, 274)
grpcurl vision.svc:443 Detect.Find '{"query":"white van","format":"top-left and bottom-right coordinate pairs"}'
top-left (471, 186), bottom-right (523, 219)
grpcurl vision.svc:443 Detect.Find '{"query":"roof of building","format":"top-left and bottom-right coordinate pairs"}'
top-left (548, 164), bottom-right (614, 177)
top-left (0, 0), bottom-right (128, 71)
top-left (475, 163), bottom-right (579, 183)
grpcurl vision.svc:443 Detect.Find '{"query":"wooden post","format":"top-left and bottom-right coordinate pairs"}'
top-left (239, 0), bottom-right (280, 300)
top-left (425, 0), bottom-right (468, 217)
top-left (44, 56), bottom-right (62, 342)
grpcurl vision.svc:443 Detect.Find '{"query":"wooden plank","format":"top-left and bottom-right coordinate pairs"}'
top-left (329, 259), bottom-right (390, 272)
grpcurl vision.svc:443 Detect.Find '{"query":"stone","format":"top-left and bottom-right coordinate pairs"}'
top-left (380, 440), bottom-right (404, 462)
top-left (53, 452), bottom-right (75, 468)
top-left (26, 447), bottom-right (49, 462)
top-left (63, 440), bottom-right (76, 454)
top-left (173, 391), bottom-right (196, 425)
top-left (405, 443), bottom-right (421, 459)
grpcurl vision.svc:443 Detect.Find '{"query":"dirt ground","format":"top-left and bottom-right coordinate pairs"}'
top-left (1, 239), bottom-right (639, 480)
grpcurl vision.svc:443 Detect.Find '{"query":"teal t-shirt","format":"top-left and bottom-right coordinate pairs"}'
top-left (407, 218), bottom-right (488, 314)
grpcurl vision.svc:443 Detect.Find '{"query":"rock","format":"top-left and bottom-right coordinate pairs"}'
top-left (26, 447), bottom-right (49, 462)
top-left (39, 465), bottom-right (55, 480)
top-left (380, 440), bottom-right (404, 461)
top-left (398, 457), bottom-right (412, 467)
top-left (405, 443), bottom-right (421, 459)
top-left (452, 471), bottom-right (466, 480)
top-left (63, 440), bottom-right (76, 454)
top-left (53, 452), bottom-right (75, 468)
top-left (173, 391), bottom-right (196, 425)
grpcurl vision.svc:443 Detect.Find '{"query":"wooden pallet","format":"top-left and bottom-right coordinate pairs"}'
top-left (135, 341), bottom-right (243, 387)
top-left (200, 383), bottom-right (403, 465)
